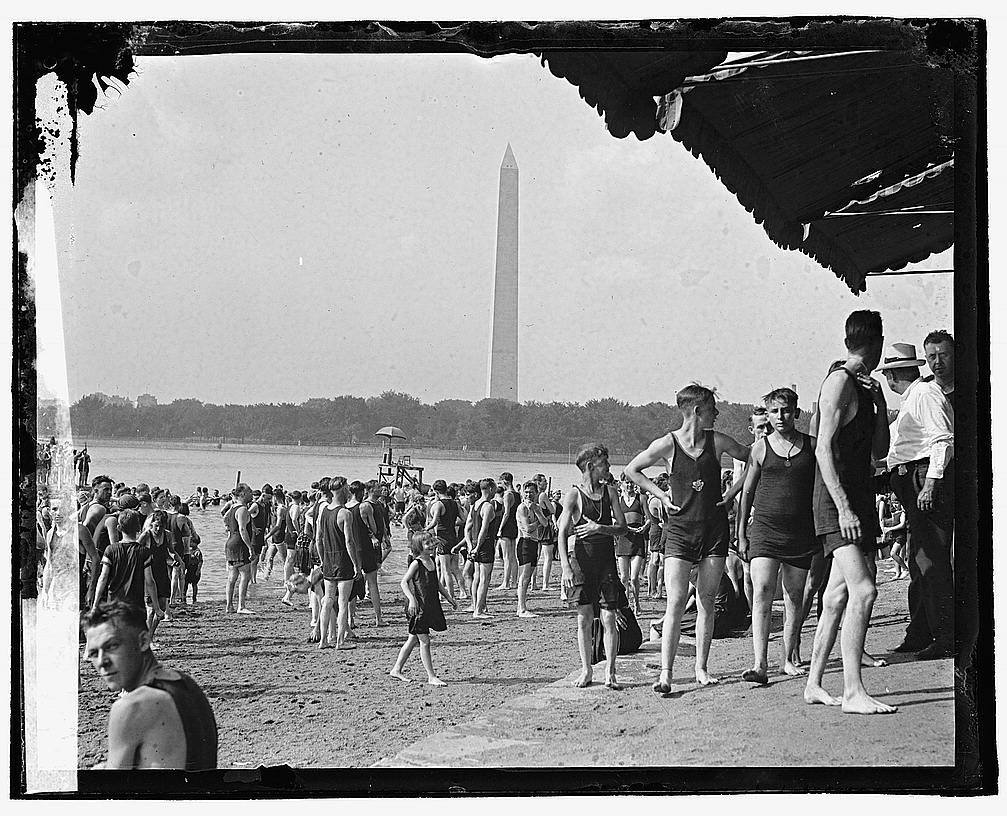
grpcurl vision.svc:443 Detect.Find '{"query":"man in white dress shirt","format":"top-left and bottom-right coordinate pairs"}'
top-left (881, 342), bottom-right (955, 661)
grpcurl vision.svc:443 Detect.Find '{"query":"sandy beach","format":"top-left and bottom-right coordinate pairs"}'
top-left (77, 523), bottom-right (955, 770)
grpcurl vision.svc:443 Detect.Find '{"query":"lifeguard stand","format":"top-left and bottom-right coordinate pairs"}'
top-left (374, 426), bottom-right (425, 491)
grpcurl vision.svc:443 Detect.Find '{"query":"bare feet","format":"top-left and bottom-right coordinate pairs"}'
top-left (695, 668), bottom-right (720, 686)
top-left (336, 642), bottom-right (357, 650)
top-left (861, 650), bottom-right (888, 668)
top-left (517, 610), bottom-right (537, 618)
top-left (319, 641), bottom-right (334, 650)
top-left (605, 676), bottom-right (623, 690)
top-left (573, 670), bottom-right (593, 688)
top-left (224, 607), bottom-right (236, 614)
top-left (473, 612), bottom-right (493, 619)
top-left (307, 626), bottom-right (320, 643)
top-left (236, 608), bottom-right (255, 615)
top-left (783, 660), bottom-right (807, 677)
top-left (427, 677), bottom-right (447, 686)
top-left (804, 683), bottom-right (842, 706)
top-left (842, 690), bottom-right (898, 715)
top-left (389, 669), bottom-right (411, 682)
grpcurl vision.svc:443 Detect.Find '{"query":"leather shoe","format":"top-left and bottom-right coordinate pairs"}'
top-left (915, 642), bottom-right (954, 661)
top-left (893, 639), bottom-right (931, 653)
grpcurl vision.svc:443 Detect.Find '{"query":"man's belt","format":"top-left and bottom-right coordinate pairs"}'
top-left (895, 457), bottom-right (930, 476)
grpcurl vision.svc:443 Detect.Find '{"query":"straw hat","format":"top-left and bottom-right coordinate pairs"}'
top-left (878, 343), bottom-right (926, 370)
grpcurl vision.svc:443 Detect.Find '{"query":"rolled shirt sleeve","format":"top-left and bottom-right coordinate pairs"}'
top-left (917, 384), bottom-right (954, 479)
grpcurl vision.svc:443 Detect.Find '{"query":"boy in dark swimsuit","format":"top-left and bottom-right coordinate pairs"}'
top-left (468, 478), bottom-right (498, 619)
top-left (737, 387), bottom-right (818, 684)
top-left (82, 600), bottom-right (217, 769)
top-left (625, 385), bottom-right (750, 691)
top-left (804, 311), bottom-right (897, 715)
top-left (556, 444), bottom-right (628, 689)
top-left (494, 472), bottom-right (520, 592)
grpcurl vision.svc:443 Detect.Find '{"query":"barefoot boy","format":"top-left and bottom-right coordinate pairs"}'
top-left (625, 385), bottom-right (750, 691)
top-left (556, 444), bottom-right (628, 689)
top-left (737, 387), bottom-right (818, 684)
top-left (804, 310), bottom-right (897, 715)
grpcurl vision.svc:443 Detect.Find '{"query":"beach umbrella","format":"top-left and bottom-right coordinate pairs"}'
top-left (374, 426), bottom-right (406, 441)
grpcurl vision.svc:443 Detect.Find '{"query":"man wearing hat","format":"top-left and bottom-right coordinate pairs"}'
top-left (881, 342), bottom-right (955, 661)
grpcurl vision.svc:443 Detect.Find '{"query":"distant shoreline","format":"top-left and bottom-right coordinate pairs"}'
top-left (74, 437), bottom-right (626, 466)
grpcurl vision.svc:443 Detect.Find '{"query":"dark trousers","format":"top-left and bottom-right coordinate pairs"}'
top-left (891, 460), bottom-right (955, 652)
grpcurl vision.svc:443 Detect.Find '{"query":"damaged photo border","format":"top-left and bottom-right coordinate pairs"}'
top-left (10, 17), bottom-right (992, 797)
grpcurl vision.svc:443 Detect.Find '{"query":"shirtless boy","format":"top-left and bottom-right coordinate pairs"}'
top-left (515, 480), bottom-right (550, 618)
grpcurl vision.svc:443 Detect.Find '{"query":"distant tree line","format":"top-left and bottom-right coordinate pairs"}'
top-left (57, 391), bottom-right (817, 456)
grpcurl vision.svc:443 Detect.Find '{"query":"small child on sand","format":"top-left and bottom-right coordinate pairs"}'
top-left (390, 531), bottom-right (456, 686)
top-left (184, 538), bottom-right (203, 604)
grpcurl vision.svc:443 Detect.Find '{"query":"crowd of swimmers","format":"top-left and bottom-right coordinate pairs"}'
top-left (52, 309), bottom-right (963, 767)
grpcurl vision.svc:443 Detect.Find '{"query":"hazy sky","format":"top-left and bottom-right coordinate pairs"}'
top-left (52, 51), bottom-right (953, 409)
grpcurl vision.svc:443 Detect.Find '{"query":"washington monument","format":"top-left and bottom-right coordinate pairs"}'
top-left (487, 143), bottom-right (519, 401)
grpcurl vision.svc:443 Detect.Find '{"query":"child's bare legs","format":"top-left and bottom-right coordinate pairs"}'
top-left (147, 601), bottom-right (163, 645)
top-left (654, 558), bottom-right (691, 691)
top-left (336, 579), bottom-right (355, 648)
top-left (390, 634), bottom-right (417, 681)
top-left (600, 607), bottom-right (621, 688)
top-left (517, 562), bottom-right (536, 617)
top-left (629, 555), bottom-right (644, 613)
top-left (781, 563), bottom-right (809, 673)
top-left (225, 564), bottom-right (238, 612)
top-left (473, 562), bottom-right (493, 617)
top-left (694, 557), bottom-right (725, 685)
top-left (364, 570), bottom-right (384, 625)
top-left (541, 544), bottom-right (556, 590)
top-left (318, 579), bottom-right (337, 648)
top-left (418, 634), bottom-right (445, 685)
top-left (741, 558), bottom-right (754, 614)
top-left (749, 557), bottom-right (779, 676)
top-left (307, 581), bottom-right (321, 642)
top-left (461, 558), bottom-right (474, 600)
top-left (573, 604), bottom-right (594, 687)
top-left (281, 550), bottom-right (297, 605)
top-left (647, 551), bottom-right (665, 597)
top-left (889, 539), bottom-right (908, 579)
top-left (448, 554), bottom-right (467, 599)
top-left (618, 554), bottom-right (633, 604)
top-left (495, 538), bottom-right (516, 590)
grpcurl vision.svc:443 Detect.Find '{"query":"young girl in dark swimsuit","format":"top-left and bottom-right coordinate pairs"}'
top-left (390, 532), bottom-right (457, 686)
